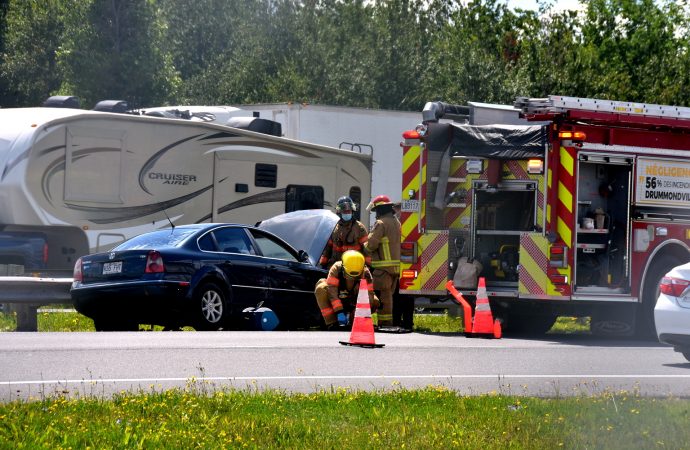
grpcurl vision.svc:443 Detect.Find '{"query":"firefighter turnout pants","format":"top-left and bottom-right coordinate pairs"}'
top-left (315, 278), bottom-right (380, 326)
top-left (315, 278), bottom-right (341, 326)
top-left (373, 269), bottom-right (398, 327)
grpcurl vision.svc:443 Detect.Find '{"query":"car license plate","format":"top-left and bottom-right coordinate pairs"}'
top-left (401, 199), bottom-right (420, 212)
top-left (102, 261), bottom-right (122, 274)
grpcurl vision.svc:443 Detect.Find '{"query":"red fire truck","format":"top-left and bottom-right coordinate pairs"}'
top-left (399, 95), bottom-right (690, 337)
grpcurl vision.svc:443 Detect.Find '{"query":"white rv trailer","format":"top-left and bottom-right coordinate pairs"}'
top-left (0, 107), bottom-right (372, 274)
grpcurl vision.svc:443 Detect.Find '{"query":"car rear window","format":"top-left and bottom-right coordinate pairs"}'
top-left (114, 228), bottom-right (198, 250)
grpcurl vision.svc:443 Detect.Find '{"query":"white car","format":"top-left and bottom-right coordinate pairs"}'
top-left (654, 262), bottom-right (690, 362)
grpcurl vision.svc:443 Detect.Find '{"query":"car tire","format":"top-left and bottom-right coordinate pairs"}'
top-left (638, 255), bottom-right (684, 339)
top-left (194, 282), bottom-right (229, 331)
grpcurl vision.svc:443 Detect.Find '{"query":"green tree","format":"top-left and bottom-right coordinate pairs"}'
top-left (57, 0), bottom-right (179, 109)
top-left (0, 0), bottom-right (68, 107)
top-left (421, 0), bottom-right (528, 105)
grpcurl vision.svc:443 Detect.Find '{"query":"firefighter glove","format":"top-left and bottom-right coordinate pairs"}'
top-left (337, 312), bottom-right (348, 326)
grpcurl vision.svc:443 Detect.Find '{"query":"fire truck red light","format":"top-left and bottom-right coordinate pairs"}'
top-left (403, 130), bottom-right (420, 139)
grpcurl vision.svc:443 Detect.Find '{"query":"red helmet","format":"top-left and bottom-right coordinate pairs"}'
top-left (366, 194), bottom-right (393, 211)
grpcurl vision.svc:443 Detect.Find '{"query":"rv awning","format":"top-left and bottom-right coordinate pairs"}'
top-left (446, 123), bottom-right (547, 159)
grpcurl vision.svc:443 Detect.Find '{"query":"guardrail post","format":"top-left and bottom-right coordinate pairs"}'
top-left (8, 304), bottom-right (39, 331)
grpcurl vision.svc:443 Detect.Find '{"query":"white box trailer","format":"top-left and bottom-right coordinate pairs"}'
top-left (232, 103), bottom-right (420, 211)
top-left (0, 106), bottom-right (372, 275)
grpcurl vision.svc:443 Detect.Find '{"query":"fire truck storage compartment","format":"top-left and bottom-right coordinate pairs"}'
top-left (575, 154), bottom-right (632, 293)
top-left (472, 180), bottom-right (538, 286)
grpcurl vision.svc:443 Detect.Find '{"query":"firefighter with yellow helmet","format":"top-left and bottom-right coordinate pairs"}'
top-left (314, 250), bottom-right (379, 330)
top-left (365, 194), bottom-right (401, 329)
top-left (319, 196), bottom-right (370, 269)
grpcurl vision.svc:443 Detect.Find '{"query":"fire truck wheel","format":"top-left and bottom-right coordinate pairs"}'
top-left (503, 313), bottom-right (557, 336)
top-left (638, 256), bottom-right (684, 339)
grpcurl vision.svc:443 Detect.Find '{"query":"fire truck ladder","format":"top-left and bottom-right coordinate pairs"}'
top-left (515, 95), bottom-right (690, 120)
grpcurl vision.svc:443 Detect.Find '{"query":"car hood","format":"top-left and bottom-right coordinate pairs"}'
top-left (258, 209), bottom-right (338, 266)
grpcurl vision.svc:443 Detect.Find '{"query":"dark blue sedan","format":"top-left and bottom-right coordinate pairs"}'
top-left (71, 223), bottom-right (328, 331)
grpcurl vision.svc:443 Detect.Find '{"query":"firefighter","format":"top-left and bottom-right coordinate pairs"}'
top-left (365, 194), bottom-right (401, 329)
top-left (318, 196), bottom-right (370, 269)
top-left (314, 250), bottom-right (378, 330)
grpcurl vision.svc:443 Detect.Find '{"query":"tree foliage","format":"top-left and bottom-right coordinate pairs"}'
top-left (0, 0), bottom-right (689, 110)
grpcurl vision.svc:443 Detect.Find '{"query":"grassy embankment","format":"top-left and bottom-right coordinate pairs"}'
top-left (0, 385), bottom-right (688, 448)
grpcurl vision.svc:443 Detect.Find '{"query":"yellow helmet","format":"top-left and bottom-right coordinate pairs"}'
top-left (342, 250), bottom-right (365, 278)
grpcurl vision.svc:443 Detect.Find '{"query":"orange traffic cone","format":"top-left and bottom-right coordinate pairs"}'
top-left (472, 277), bottom-right (498, 337)
top-left (340, 279), bottom-right (384, 348)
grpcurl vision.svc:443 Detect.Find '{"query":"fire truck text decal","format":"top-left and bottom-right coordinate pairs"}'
top-left (636, 157), bottom-right (690, 208)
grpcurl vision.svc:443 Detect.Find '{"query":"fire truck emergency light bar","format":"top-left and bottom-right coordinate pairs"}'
top-left (515, 95), bottom-right (690, 120)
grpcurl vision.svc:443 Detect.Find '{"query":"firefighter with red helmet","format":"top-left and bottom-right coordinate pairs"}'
top-left (318, 196), bottom-right (370, 269)
top-left (365, 194), bottom-right (401, 329)
top-left (314, 250), bottom-right (379, 330)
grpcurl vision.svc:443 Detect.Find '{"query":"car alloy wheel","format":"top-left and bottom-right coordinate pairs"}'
top-left (195, 282), bottom-right (227, 330)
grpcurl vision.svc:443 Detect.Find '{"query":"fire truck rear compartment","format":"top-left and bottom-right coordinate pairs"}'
top-left (471, 181), bottom-right (537, 286)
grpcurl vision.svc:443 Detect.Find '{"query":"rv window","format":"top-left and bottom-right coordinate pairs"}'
top-left (285, 185), bottom-right (324, 212)
top-left (255, 163), bottom-right (277, 188)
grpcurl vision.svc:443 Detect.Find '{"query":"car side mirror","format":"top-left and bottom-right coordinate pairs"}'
top-left (297, 250), bottom-right (310, 263)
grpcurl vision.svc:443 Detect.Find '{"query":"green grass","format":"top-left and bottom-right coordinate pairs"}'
top-left (0, 386), bottom-right (687, 449)
top-left (0, 309), bottom-right (593, 334)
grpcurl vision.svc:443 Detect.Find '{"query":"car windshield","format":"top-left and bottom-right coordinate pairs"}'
top-left (114, 228), bottom-right (198, 250)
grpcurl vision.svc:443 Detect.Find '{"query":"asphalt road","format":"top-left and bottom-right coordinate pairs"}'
top-left (1, 331), bottom-right (689, 401)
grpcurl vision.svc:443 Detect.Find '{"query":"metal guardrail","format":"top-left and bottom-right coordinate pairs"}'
top-left (0, 276), bottom-right (73, 331)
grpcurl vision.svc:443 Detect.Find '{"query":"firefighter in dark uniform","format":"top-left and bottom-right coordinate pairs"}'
top-left (365, 194), bottom-right (401, 329)
top-left (319, 196), bottom-right (370, 269)
top-left (314, 250), bottom-right (379, 330)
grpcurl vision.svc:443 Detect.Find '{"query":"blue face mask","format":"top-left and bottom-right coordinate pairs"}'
top-left (341, 213), bottom-right (353, 221)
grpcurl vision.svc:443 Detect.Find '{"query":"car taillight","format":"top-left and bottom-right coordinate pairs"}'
top-left (659, 276), bottom-right (690, 297)
top-left (43, 242), bottom-right (49, 265)
top-left (73, 257), bottom-right (83, 282)
top-left (145, 251), bottom-right (165, 273)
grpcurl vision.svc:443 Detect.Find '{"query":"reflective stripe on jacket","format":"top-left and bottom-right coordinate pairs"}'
top-left (365, 213), bottom-right (401, 275)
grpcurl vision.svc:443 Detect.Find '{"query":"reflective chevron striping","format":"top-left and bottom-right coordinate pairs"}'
top-left (557, 146), bottom-right (576, 250)
top-left (420, 231), bottom-right (449, 291)
top-left (518, 233), bottom-right (548, 295)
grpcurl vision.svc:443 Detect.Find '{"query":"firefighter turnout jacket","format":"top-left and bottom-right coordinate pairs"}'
top-left (319, 220), bottom-right (370, 268)
top-left (365, 213), bottom-right (401, 275)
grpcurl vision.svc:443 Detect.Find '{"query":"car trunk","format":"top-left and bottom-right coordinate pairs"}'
top-left (80, 250), bottom-right (151, 283)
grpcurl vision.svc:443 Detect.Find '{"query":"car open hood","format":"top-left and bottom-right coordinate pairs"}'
top-left (257, 209), bottom-right (338, 266)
